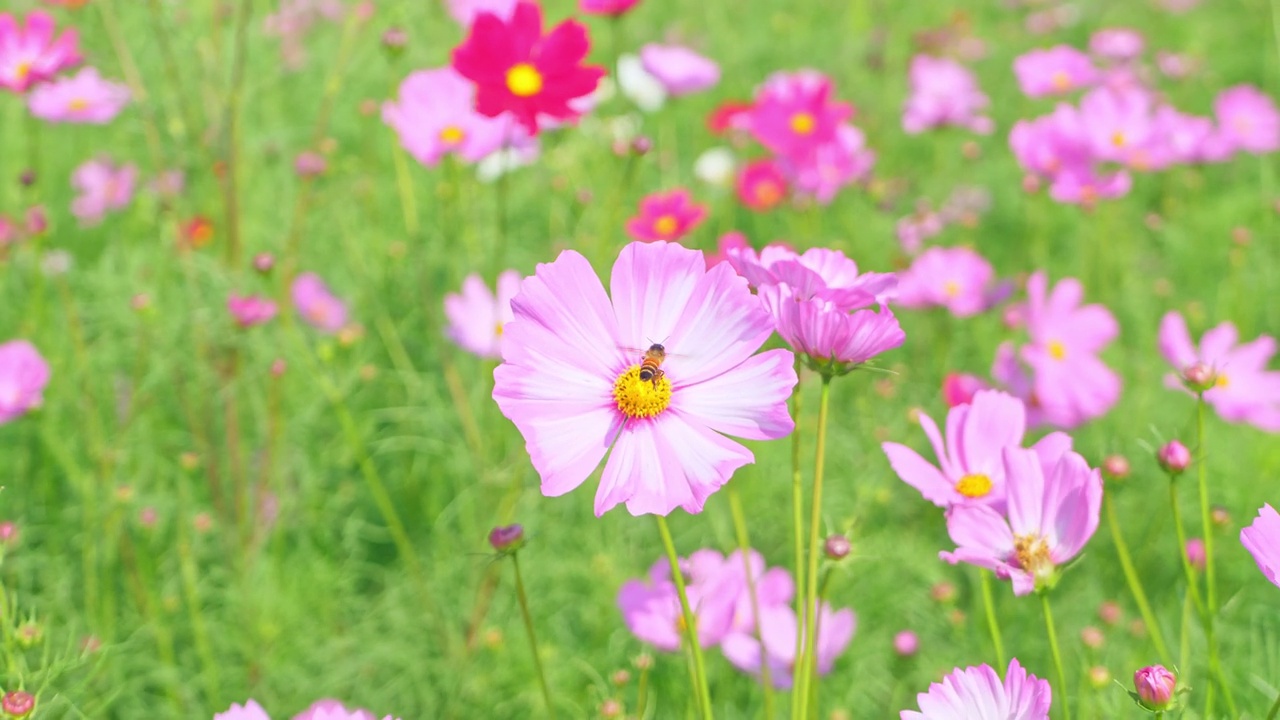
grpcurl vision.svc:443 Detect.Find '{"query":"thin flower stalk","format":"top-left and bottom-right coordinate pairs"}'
top-left (796, 376), bottom-right (833, 719)
top-left (656, 516), bottom-right (714, 719)
top-left (728, 488), bottom-right (775, 716)
top-left (512, 553), bottom-right (557, 719)
top-left (1104, 490), bottom-right (1172, 666)
top-left (1041, 592), bottom-right (1070, 720)
top-left (979, 569), bottom-right (1006, 670)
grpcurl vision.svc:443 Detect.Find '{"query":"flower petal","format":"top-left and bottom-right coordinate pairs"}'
top-left (674, 348), bottom-right (796, 440)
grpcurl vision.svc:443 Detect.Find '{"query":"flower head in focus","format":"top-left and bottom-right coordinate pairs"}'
top-left (900, 658), bottom-right (1051, 719)
top-left (444, 271), bottom-right (522, 360)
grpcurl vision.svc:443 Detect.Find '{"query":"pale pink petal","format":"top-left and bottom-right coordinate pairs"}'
top-left (673, 348), bottom-right (796, 440)
top-left (883, 442), bottom-right (954, 507)
top-left (1158, 311), bottom-right (1198, 369)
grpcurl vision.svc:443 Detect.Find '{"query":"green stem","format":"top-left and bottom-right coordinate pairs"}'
top-left (656, 515), bottom-right (713, 720)
top-left (789, 368), bottom-right (806, 720)
top-left (1104, 491), bottom-right (1173, 666)
top-left (728, 488), bottom-right (775, 717)
top-left (979, 569), bottom-right (1006, 670)
top-left (1041, 593), bottom-right (1071, 720)
top-left (511, 554), bottom-right (556, 719)
top-left (1265, 688), bottom-right (1280, 720)
top-left (796, 377), bottom-right (833, 720)
top-left (635, 661), bottom-right (649, 719)
top-left (1167, 477), bottom-right (1207, 620)
top-left (1196, 398), bottom-right (1218, 613)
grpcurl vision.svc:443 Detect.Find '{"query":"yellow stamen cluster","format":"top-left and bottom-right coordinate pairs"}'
top-left (506, 63), bottom-right (543, 97)
top-left (943, 280), bottom-right (961, 298)
top-left (1047, 340), bottom-right (1067, 361)
top-left (1013, 533), bottom-right (1053, 582)
top-left (439, 125), bottom-right (465, 144)
top-left (954, 473), bottom-right (993, 498)
top-left (653, 215), bottom-right (678, 237)
top-left (789, 112), bottom-right (816, 135)
top-left (613, 366), bottom-right (672, 419)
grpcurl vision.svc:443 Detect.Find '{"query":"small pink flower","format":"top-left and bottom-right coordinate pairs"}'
top-left (0, 340), bottom-right (51, 425)
top-left (625, 189), bottom-right (707, 242)
top-left (721, 601), bottom-right (855, 689)
top-left (26, 67), bottom-right (129, 123)
top-left (70, 158), bottom-right (137, 225)
top-left (578, 0), bottom-right (640, 15)
top-left (746, 70), bottom-right (853, 162)
top-left (291, 272), bottom-right (349, 333)
top-left (941, 372), bottom-right (989, 407)
top-left (901, 659), bottom-right (1052, 719)
top-left (1090, 28), bottom-right (1144, 62)
top-left (639, 44), bottom-right (719, 97)
top-left (894, 246), bottom-right (1008, 317)
top-left (759, 285), bottom-right (904, 369)
top-left (735, 159), bottom-right (788, 212)
top-left (227, 294), bottom-right (279, 328)
top-left (1014, 46), bottom-right (1098, 97)
top-left (1214, 85), bottom-right (1280, 156)
top-left (902, 55), bottom-right (992, 135)
top-left (383, 67), bottom-right (510, 166)
top-left (0, 11), bottom-right (82, 93)
top-left (785, 123), bottom-right (875, 205)
top-left (1241, 503), bottom-right (1280, 588)
top-left (215, 700), bottom-right (270, 720)
top-left (444, 270), bottom-right (522, 360)
top-left (1158, 311), bottom-right (1280, 431)
top-left (1184, 537), bottom-right (1206, 571)
top-left (893, 630), bottom-right (919, 656)
top-left (703, 231), bottom-right (749, 270)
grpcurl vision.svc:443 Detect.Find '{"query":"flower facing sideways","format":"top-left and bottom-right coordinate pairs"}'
top-left (900, 658), bottom-right (1051, 719)
top-left (444, 270), bottom-right (522, 360)
top-left (1241, 503), bottom-right (1280, 589)
top-left (493, 241), bottom-right (796, 516)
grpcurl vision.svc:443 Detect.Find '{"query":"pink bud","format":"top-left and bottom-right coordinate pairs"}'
top-left (139, 507), bottom-right (158, 528)
top-left (1184, 538), bottom-right (1205, 570)
top-left (0, 522), bottom-right (18, 546)
top-left (1098, 600), bottom-right (1122, 626)
top-left (294, 151), bottom-right (327, 178)
top-left (488, 524), bottom-right (524, 553)
top-left (930, 581), bottom-right (957, 604)
top-left (1133, 665), bottom-right (1177, 710)
top-left (1181, 362), bottom-right (1216, 392)
top-left (1102, 454), bottom-right (1130, 481)
top-left (1080, 626), bottom-right (1104, 649)
top-left (253, 252), bottom-right (275, 274)
top-left (24, 206), bottom-right (47, 236)
top-left (1157, 440), bottom-right (1192, 475)
top-left (271, 358), bottom-right (288, 377)
top-left (893, 630), bottom-right (919, 657)
top-left (824, 535), bottom-right (851, 560)
top-left (2, 690), bottom-right (34, 717)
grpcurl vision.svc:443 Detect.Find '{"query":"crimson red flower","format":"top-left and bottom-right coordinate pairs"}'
top-left (451, 2), bottom-right (605, 135)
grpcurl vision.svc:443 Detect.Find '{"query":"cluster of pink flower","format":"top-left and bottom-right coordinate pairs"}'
top-left (216, 698), bottom-right (397, 720)
top-left (617, 549), bottom-right (854, 688)
top-left (902, 54), bottom-right (992, 135)
top-left (1010, 28), bottom-right (1280, 205)
top-left (0, 11), bottom-right (128, 123)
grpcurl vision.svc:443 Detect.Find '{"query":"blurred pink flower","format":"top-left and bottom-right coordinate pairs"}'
top-left (759, 284), bottom-right (904, 369)
top-left (617, 551), bottom-right (738, 651)
top-left (717, 550), bottom-right (794, 634)
top-left (746, 70), bottom-right (852, 162)
top-left (70, 158), bottom-right (137, 225)
top-left (579, 0), bottom-right (639, 15)
top-left (26, 67), bottom-right (129, 123)
top-left (1080, 87), bottom-right (1157, 166)
top-left (1157, 311), bottom-right (1280, 431)
top-left (292, 699), bottom-right (388, 720)
top-left (1214, 85), bottom-right (1280, 155)
top-left (786, 123), bottom-right (875, 204)
top-left (1153, 106), bottom-right (1217, 164)
top-left (882, 389), bottom-right (1072, 510)
top-left (941, 447), bottom-right (1102, 595)
top-left (215, 700), bottom-right (270, 720)
top-left (0, 215), bottom-right (19, 246)
top-left (639, 44), bottom-right (719, 97)
top-left (901, 659), bottom-right (1052, 719)
top-left (1047, 166), bottom-right (1132, 205)
top-left (444, 270), bottom-right (522, 360)
top-left (1014, 46), bottom-right (1098, 97)
top-left (383, 68), bottom-right (510, 166)
top-left (894, 246), bottom-right (1009, 317)
top-left (227, 294), bottom-right (278, 328)
top-left (291, 272), bottom-right (349, 333)
top-left (493, 241), bottom-right (796, 516)
top-left (1089, 28), bottom-right (1144, 62)
top-left (893, 630), bottom-right (919, 656)
top-left (902, 55), bottom-right (992, 135)
top-left (703, 231), bottom-right (749, 269)
top-left (0, 340), bottom-right (50, 425)
top-left (726, 244), bottom-right (894, 310)
top-left (1241, 504), bottom-right (1280, 588)
top-left (735, 159), bottom-right (787, 212)
top-left (942, 372), bottom-right (989, 408)
top-left (895, 210), bottom-right (944, 255)
top-left (1184, 537), bottom-right (1206, 570)
top-left (0, 10), bottom-right (81, 93)
top-left (625, 189), bottom-right (707, 242)
top-left (264, 0), bottom-right (345, 70)
top-left (721, 601), bottom-right (855, 689)
top-left (1009, 105), bottom-right (1091, 179)
top-left (446, 0), bottom-right (519, 24)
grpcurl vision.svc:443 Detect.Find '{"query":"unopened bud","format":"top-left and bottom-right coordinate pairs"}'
top-left (634, 652), bottom-right (653, 670)
top-left (0, 522), bottom-right (18, 546)
top-left (1133, 665), bottom-right (1177, 711)
top-left (631, 136), bottom-right (653, 155)
top-left (930, 581), bottom-right (957, 604)
top-left (488, 524), bottom-right (524, 553)
top-left (253, 252), bottom-right (275, 274)
top-left (610, 669), bottom-right (630, 686)
top-left (271, 358), bottom-right (288, 377)
top-left (824, 535), bottom-right (851, 560)
top-left (599, 699), bottom-right (622, 718)
top-left (1211, 505), bottom-right (1231, 527)
top-left (381, 27), bottom-right (407, 55)
top-left (18, 170), bottom-right (35, 188)
top-left (193, 512), bottom-right (214, 534)
top-left (1156, 440), bottom-right (1191, 475)
top-left (294, 151), bottom-right (327, 178)
top-left (179, 452), bottom-right (201, 472)
top-left (16, 622), bottom-right (42, 649)
top-left (1102, 454), bottom-right (1130, 481)
top-left (1098, 600), bottom-right (1122, 626)
top-left (24, 206), bottom-right (47, 236)
top-left (1181, 363), bottom-right (1216, 392)
top-left (1184, 538), bottom-right (1205, 571)
top-left (893, 630), bottom-right (919, 657)
top-left (2, 690), bottom-right (34, 718)
top-left (1088, 665), bottom-right (1111, 689)
top-left (1081, 626), bottom-right (1104, 649)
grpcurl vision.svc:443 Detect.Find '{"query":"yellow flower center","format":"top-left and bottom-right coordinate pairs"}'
top-left (494, 322), bottom-right (505, 337)
top-left (653, 214), bottom-right (679, 237)
top-left (439, 125), bottom-right (465, 145)
top-left (790, 112), bottom-right (816, 135)
top-left (506, 63), bottom-right (543, 97)
top-left (15, 61), bottom-right (30, 82)
top-left (943, 280), bottom-right (961, 298)
top-left (676, 612), bottom-right (697, 637)
top-left (754, 181), bottom-right (782, 206)
top-left (1051, 71), bottom-right (1070, 91)
top-left (68, 97), bottom-right (90, 111)
top-left (954, 473), bottom-right (993, 498)
top-left (1215, 373), bottom-right (1229, 388)
top-left (1048, 340), bottom-right (1066, 361)
top-left (1110, 131), bottom-right (1126, 148)
top-left (613, 365), bottom-right (672, 419)
top-left (1013, 533), bottom-right (1053, 582)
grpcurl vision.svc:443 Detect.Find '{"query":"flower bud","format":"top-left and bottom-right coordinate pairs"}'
top-left (18, 170), bottom-right (36, 187)
top-left (295, 151), bottom-right (327, 178)
top-left (1211, 505), bottom-right (1231, 527)
top-left (253, 252), bottom-right (275, 274)
top-left (381, 27), bottom-right (407, 56)
top-left (16, 622), bottom-right (42, 649)
top-left (24, 206), bottom-right (47, 236)
top-left (1184, 538), bottom-right (1205, 571)
top-left (1088, 665), bottom-right (1111, 689)
top-left (824, 535), bottom-right (851, 560)
top-left (1181, 363), bottom-right (1217, 392)
top-left (2, 690), bottom-right (34, 718)
top-left (0, 522), bottom-right (18, 547)
top-left (488, 524), bottom-right (524, 553)
top-left (599, 699), bottom-right (622, 718)
top-left (893, 630), bottom-right (919, 657)
top-left (633, 652), bottom-right (653, 670)
top-left (1098, 600), bottom-right (1122, 626)
top-left (930, 581), bottom-right (957, 604)
top-left (631, 136), bottom-right (653, 156)
top-left (610, 669), bottom-right (630, 686)
top-left (1102, 454), bottom-right (1130, 481)
top-left (1133, 665), bottom-right (1177, 710)
top-left (1156, 440), bottom-right (1191, 475)
top-left (1081, 626), bottom-right (1104, 649)
top-left (271, 358), bottom-right (288, 377)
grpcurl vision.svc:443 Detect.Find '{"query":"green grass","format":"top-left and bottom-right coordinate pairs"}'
top-left (2, 0), bottom-right (1280, 717)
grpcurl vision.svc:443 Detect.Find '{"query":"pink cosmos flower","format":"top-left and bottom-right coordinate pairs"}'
top-left (895, 210), bottom-right (944, 255)
top-left (735, 159), bottom-right (788, 212)
top-left (1014, 46), bottom-right (1098, 97)
top-left (721, 601), bottom-right (855, 689)
top-left (444, 270), bottom-right (521, 360)
top-left (215, 701), bottom-right (271, 720)
top-left (746, 70), bottom-right (853, 162)
top-left (493, 241), bottom-right (797, 516)
top-left (1157, 311), bottom-right (1280, 431)
top-left (1080, 87), bottom-right (1157, 165)
top-left (70, 158), bottom-right (137, 226)
top-left (579, 0), bottom-right (640, 15)
top-left (1047, 166), bottom-right (1133, 205)
top-left (902, 55), bottom-right (992, 135)
top-left (942, 372), bottom-right (989, 408)
top-left (617, 550), bottom-right (738, 651)
top-left (760, 285), bottom-right (905, 369)
top-left (446, 0), bottom-right (519, 25)
top-left (941, 447), bottom-right (1102, 595)
top-left (786, 123), bottom-right (875, 204)
top-left (894, 247), bottom-right (1009, 317)
top-left (382, 68), bottom-right (510, 166)
top-left (451, 2), bottom-right (606, 134)
top-left (882, 389), bottom-right (1073, 509)
top-left (1153, 106), bottom-right (1217, 164)
top-left (0, 340), bottom-right (50, 425)
top-left (292, 699), bottom-right (385, 720)
top-left (639, 44), bottom-right (719, 97)
top-left (227, 294), bottom-right (279, 328)
top-left (0, 11), bottom-right (81, 93)
top-left (901, 659), bottom-right (1052, 719)
top-left (726, 244), bottom-right (895, 311)
top-left (1090, 28), bottom-right (1144, 62)
top-left (625, 189), bottom-right (707, 243)
top-left (26, 67), bottom-right (129, 123)
top-left (703, 231), bottom-right (749, 270)
top-left (717, 550), bottom-right (795, 634)
top-left (291, 272), bottom-right (349, 333)
top-left (1009, 105), bottom-right (1092, 179)
top-left (1241, 504), bottom-right (1280, 588)
top-left (1214, 85), bottom-right (1280, 155)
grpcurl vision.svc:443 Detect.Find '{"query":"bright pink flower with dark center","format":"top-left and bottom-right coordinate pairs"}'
top-left (0, 340), bottom-right (50, 425)
top-left (735, 159), bottom-right (788, 212)
top-left (1014, 46), bottom-right (1099, 98)
top-left (1157, 311), bottom-right (1280, 431)
top-left (383, 67), bottom-right (510, 166)
top-left (640, 44), bottom-right (719, 97)
top-left (901, 659), bottom-right (1052, 719)
top-left (1214, 85), bottom-right (1280, 155)
top-left (1241, 504), bottom-right (1280, 588)
top-left (27, 67), bottom-right (130, 124)
top-left (894, 246), bottom-right (1009, 318)
top-left (579, 0), bottom-right (640, 16)
top-left (450, 2), bottom-right (606, 135)
top-left (227, 294), bottom-right (279, 328)
top-left (0, 11), bottom-right (82, 93)
top-left (746, 70), bottom-right (852, 162)
top-left (625, 189), bottom-right (707, 242)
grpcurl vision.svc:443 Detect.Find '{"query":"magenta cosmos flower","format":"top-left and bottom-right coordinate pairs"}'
top-left (1079, 86), bottom-right (1157, 166)
top-left (942, 372), bottom-right (989, 408)
top-left (786, 123), bottom-right (875, 204)
top-left (1014, 46), bottom-right (1098, 98)
top-left (901, 658), bottom-right (1052, 719)
top-left (902, 55), bottom-right (992, 135)
top-left (721, 600), bottom-right (856, 689)
top-left (894, 246), bottom-right (1008, 318)
top-left (579, 0), bottom-right (640, 15)
top-left (625, 189), bottom-right (707, 243)
top-left (444, 270), bottom-right (521, 360)
top-left (27, 67), bottom-right (130, 123)
top-left (227, 294), bottom-right (278, 328)
top-left (617, 550), bottom-right (738, 651)
top-left (942, 447), bottom-right (1102, 596)
top-left (0, 340), bottom-right (50, 425)
top-left (1241, 504), bottom-right (1280, 588)
top-left (450, 2), bottom-right (606, 134)
top-left (383, 68), bottom-right (509, 166)
top-left (0, 11), bottom-right (81, 93)
top-left (746, 70), bottom-right (853, 162)
top-left (493, 241), bottom-right (797, 516)
top-left (1158, 311), bottom-right (1280, 431)
top-left (883, 390), bottom-right (1072, 510)
top-left (71, 158), bottom-right (137, 226)
top-left (639, 44), bottom-right (719, 97)
top-left (1214, 85), bottom-right (1280, 155)
top-left (760, 285), bottom-right (904, 371)
top-left (291, 272), bottom-right (349, 333)
top-left (735, 159), bottom-right (788, 212)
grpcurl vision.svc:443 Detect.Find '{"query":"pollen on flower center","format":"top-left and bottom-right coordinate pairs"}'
top-left (506, 63), bottom-right (543, 97)
top-left (1048, 340), bottom-right (1066, 360)
top-left (1215, 373), bottom-right (1229, 388)
top-left (790, 112), bottom-right (816, 135)
top-left (613, 365), bottom-right (672, 419)
top-left (653, 215), bottom-right (678, 237)
top-left (1051, 71), bottom-right (1071, 91)
top-left (954, 473), bottom-right (992, 498)
top-left (942, 280), bottom-right (961, 298)
top-left (755, 182), bottom-right (781, 205)
top-left (15, 62), bottom-right (31, 81)
top-left (1110, 131), bottom-right (1126, 148)
top-left (68, 97), bottom-right (89, 112)
top-left (439, 125), bottom-right (465, 144)
top-left (494, 322), bottom-right (505, 337)
top-left (1013, 533), bottom-right (1053, 579)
